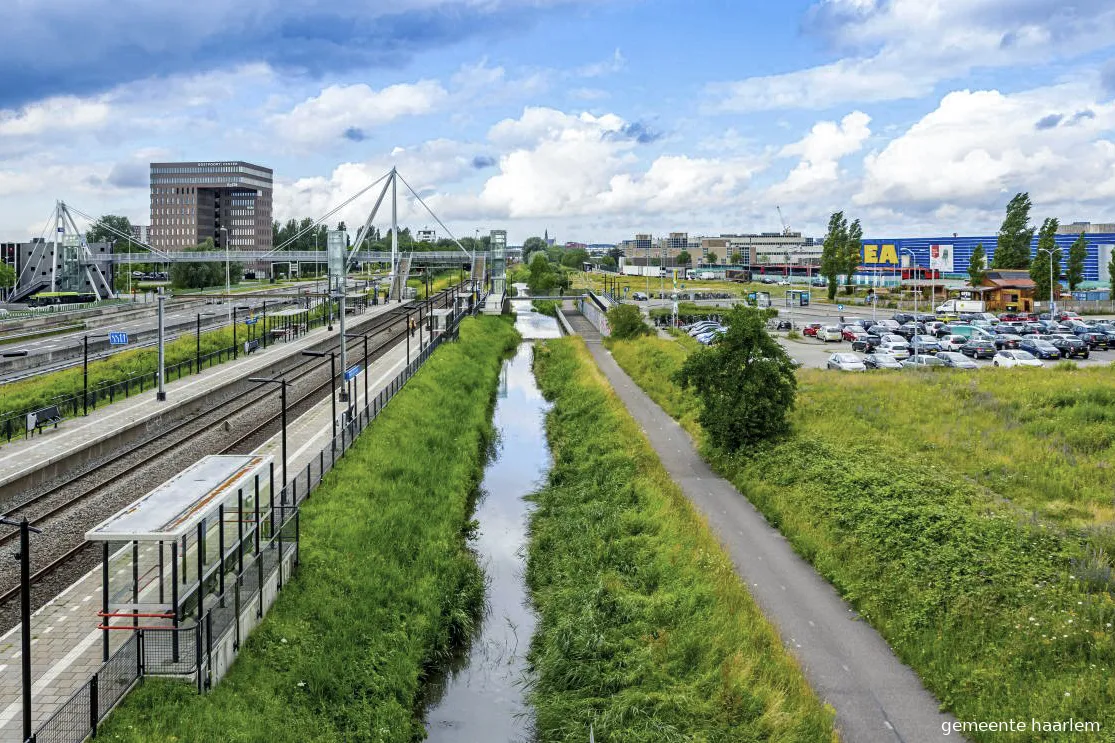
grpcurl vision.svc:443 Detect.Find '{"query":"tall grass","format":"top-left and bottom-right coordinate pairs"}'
top-left (528, 338), bottom-right (835, 742)
top-left (607, 335), bottom-right (1115, 741)
top-left (97, 316), bottom-right (520, 742)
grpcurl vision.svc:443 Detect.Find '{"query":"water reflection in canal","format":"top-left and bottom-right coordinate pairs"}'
top-left (424, 308), bottom-right (558, 741)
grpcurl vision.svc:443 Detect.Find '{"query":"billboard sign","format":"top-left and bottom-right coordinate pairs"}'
top-left (929, 244), bottom-right (954, 272)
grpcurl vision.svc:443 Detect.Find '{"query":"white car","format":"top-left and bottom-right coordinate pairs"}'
top-left (878, 340), bottom-right (910, 360)
top-left (993, 350), bottom-right (1044, 368)
top-left (827, 353), bottom-right (866, 371)
top-left (941, 334), bottom-right (968, 352)
top-left (818, 326), bottom-right (843, 342)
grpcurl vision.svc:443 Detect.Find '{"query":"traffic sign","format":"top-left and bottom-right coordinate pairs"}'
top-left (837, 304), bottom-right (844, 311)
top-left (108, 332), bottom-right (128, 345)
top-left (245, 317), bottom-right (258, 325)
top-left (344, 365), bottom-right (362, 381)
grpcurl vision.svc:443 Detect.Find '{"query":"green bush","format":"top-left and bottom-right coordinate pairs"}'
top-left (605, 303), bottom-right (651, 340)
top-left (98, 316), bottom-right (520, 742)
top-left (529, 338), bottom-right (835, 742)
top-left (531, 299), bottom-right (559, 317)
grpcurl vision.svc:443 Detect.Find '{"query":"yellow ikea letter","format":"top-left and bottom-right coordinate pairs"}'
top-left (880, 244), bottom-right (898, 265)
top-left (863, 244), bottom-right (878, 263)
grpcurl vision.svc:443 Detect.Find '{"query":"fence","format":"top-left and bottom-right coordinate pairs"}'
top-left (24, 302), bottom-right (474, 743)
top-left (1, 297), bottom-right (356, 445)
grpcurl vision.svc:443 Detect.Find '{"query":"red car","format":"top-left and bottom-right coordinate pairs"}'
top-left (803, 323), bottom-right (823, 337)
top-left (841, 326), bottom-right (860, 342)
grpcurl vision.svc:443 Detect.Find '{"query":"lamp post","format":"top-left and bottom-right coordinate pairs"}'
top-left (83, 333), bottom-right (112, 415)
top-left (302, 351), bottom-right (337, 444)
top-left (901, 249), bottom-right (918, 316)
top-left (0, 516), bottom-right (43, 743)
top-left (220, 226), bottom-right (230, 323)
top-left (344, 332), bottom-right (369, 412)
top-left (233, 305), bottom-right (251, 359)
top-left (196, 311), bottom-right (215, 372)
top-left (156, 294), bottom-right (167, 401)
top-left (1037, 247), bottom-right (1057, 316)
top-left (249, 377), bottom-right (288, 486)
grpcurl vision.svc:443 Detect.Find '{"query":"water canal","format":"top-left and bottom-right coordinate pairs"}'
top-left (423, 307), bottom-right (560, 740)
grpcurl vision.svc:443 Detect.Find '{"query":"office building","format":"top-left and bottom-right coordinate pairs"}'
top-left (149, 161), bottom-right (273, 252)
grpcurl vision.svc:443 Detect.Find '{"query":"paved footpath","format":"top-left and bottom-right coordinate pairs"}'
top-left (567, 312), bottom-right (957, 743)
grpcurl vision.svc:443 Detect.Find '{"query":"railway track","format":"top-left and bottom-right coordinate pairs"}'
top-left (0, 285), bottom-right (461, 611)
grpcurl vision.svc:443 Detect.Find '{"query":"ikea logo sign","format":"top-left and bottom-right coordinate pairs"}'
top-left (862, 244), bottom-right (899, 265)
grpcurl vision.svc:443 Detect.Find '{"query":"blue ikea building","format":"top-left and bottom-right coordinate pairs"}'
top-left (859, 232), bottom-right (1115, 286)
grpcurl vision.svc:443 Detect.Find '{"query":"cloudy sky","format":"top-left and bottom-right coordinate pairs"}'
top-left (1, 0), bottom-right (1114, 244)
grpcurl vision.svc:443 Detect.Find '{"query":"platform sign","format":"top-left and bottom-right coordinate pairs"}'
top-left (344, 365), bottom-right (361, 381)
top-left (108, 332), bottom-right (128, 345)
top-left (245, 316), bottom-right (258, 325)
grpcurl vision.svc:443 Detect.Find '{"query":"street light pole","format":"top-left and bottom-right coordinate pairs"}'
top-left (250, 377), bottom-right (288, 486)
top-left (83, 335), bottom-right (89, 416)
top-left (157, 294), bottom-right (167, 401)
top-left (1037, 248), bottom-right (1057, 316)
top-left (901, 249), bottom-right (918, 316)
top-left (1, 516), bottom-right (42, 743)
top-left (303, 351), bottom-right (337, 443)
top-left (221, 226), bottom-right (230, 323)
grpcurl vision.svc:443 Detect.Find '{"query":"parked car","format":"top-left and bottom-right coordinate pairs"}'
top-left (1041, 333), bottom-right (1089, 359)
top-left (688, 321), bottom-right (720, 336)
top-left (991, 333), bottom-right (1023, 350)
top-left (878, 339), bottom-right (911, 359)
top-left (941, 334), bottom-right (968, 352)
top-left (802, 322), bottom-right (823, 337)
top-left (891, 312), bottom-right (915, 325)
top-left (841, 326), bottom-right (861, 342)
top-left (827, 353), bottom-right (867, 372)
top-left (863, 352), bottom-right (903, 369)
top-left (1019, 337), bottom-right (1060, 359)
top-left (810, 278), bottom-right (827, 287)
top-left (632, 292), bottom-right (648, 300)
top-left (910, 335), bottom-right (942, 354)
top-left (960, 339), bottom-right (997, 359)
top-left (818, 326), bottom-right (843, 342)
top-left (902, 354), bottom-right (945, 369)
top-left (850, 333), bottom-right (882, 353)
top-left (1075, 330), bottom-right (1109, 351)
top-left (936, 351), bottom-right (978, 369)
top-left (994, 350), bottom-right (1044, 368)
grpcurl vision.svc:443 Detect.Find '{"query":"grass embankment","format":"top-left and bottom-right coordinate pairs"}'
top-left (531, 299), bottom-right (559, 317)
top-left (528, 338), bottom-right (835, 742)
top-left (1, 320), bottom-right (255, 418)
top-left (99, 316), bottom-right (520, 742)
top-left (607, 335), bottom-right (1115, 739)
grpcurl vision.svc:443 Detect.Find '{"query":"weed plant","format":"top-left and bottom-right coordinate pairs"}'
top-left (606, 335), bottom-right (1115, 740)
top-left (528, 338), bottom-right (835, 742)
top-left (98, 316), bottom-right (520, 742)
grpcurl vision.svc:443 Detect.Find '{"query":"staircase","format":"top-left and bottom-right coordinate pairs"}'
top-left (470, 254), bottom-right (486, 292)
top-left (388, 253), bottom-right (413, 301)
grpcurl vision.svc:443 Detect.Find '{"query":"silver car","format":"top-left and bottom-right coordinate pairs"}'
top-left (936, 351), bottom-right (978, 369)
top-left (902, 354), bottom-right (945, 369)
top-left (827, 353), bottom-right (866, 372)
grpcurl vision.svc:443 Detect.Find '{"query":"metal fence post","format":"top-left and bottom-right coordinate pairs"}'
top-left (90, 673), bottom-right (99, 738)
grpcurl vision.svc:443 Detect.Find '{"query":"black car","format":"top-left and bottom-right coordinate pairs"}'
top-left (960, 339), bottom-right (997, 359)
top-left (1019, 337), bottom-right (1061, 359)
top-left (915, 313), bottom-right (937, 324)
top-left (892, 312), bottom-right (915, 325)
top-left (991, 333), bottom-right (1022, 350)
top-left (1042, 334), bottom-right (1089, 359)
top-left (1075, 330), bottom-right (1109, 351)
top-left (850, 333), bottom-right (882, 353)
top-left (893, 322), bottom-right (926, 340)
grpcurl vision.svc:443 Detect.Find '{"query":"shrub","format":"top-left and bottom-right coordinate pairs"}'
top-left (605, 304), bottom-right (651, 340)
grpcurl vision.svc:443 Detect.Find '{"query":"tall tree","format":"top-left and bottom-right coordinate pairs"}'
top-left (676, 250), bottom-right (692, 266)
top-left (706, 251), bottom-right (718, 264)
top-left (820, 211), bottom-right (847, 301)
top-left (1067, 232), bottom-right (1087, 291)
top-left (1029, 217), bottom-right (1060, 305)
top-left (523, 236), bottom-right (547, 262)
top-left (992, 192), bottom-right (1034, 269)
top-left (87, 215), bottom-right (135, 251)
top-left (607, 246), bottom-right (624, 265)
top-left (968, 243), bottom-right (987, 287)
top-left (842, 218), bottom-right (863, 295)
top-left (731, 252), bottom-right (744, 265)
top-left (673, 305), bottom-right (797, 452)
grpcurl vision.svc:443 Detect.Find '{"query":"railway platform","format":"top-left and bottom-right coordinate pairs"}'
top-left (0, 299), bottom-right (413, 499)
top-left (0, 338), bottom-right (417, 741)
